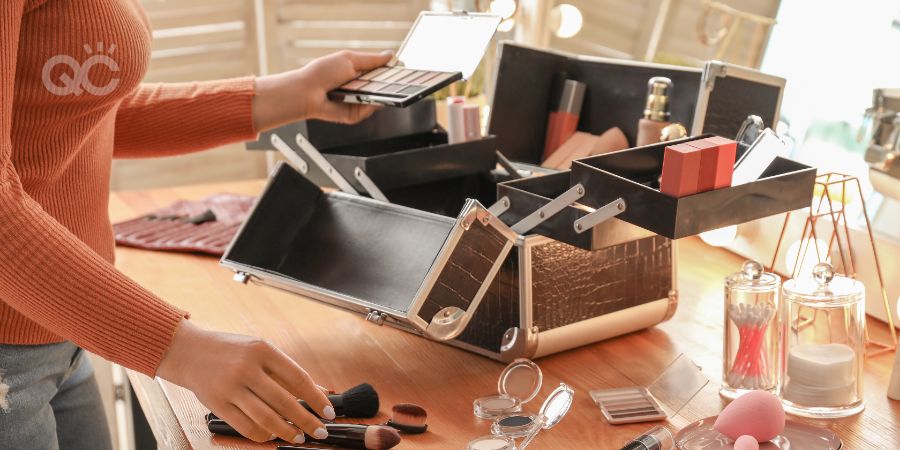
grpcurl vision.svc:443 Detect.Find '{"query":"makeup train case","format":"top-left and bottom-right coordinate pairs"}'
top-left (223, 43), bottom-right (791, 362)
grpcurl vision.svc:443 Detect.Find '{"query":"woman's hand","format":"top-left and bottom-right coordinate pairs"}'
top-left (157, 319), bottom-right (334, 444)
top-left (253, 50), bottom-right (393, 131)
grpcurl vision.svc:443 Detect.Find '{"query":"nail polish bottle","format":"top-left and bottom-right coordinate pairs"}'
top-left (636, 77), bottom-right (673, 147)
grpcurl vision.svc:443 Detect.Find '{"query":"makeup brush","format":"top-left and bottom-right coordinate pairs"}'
top-left (385, 403), bottom-right (428, 434)
top-left (308, 424), bottom-right (401, 450)
top-left (299, 383), bottom-right (380, 418)
top-left (207, 420), bottom-right (401, 449)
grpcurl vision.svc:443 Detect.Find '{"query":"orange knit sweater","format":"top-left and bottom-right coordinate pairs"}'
top-left (1, 0), bottom-right (258, 376)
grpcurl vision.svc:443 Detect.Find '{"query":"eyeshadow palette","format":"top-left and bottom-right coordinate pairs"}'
top-left (329, 11), bottom-right (500, 107)
top-left (590, 387), bottom-right (668, 424)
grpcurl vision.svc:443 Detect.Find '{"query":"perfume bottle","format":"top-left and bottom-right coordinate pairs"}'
top-left (636, 77), bottom-right (672, 147)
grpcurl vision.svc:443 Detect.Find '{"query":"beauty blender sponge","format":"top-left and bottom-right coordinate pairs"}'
top-left (734, 435), bottom-right (759, 450)
top-left (714, 390), bottom-right (785, 442)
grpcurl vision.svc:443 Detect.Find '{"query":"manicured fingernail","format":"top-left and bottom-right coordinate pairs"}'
top-left (293, 433), bottom-right (305, 444)
top-left (268, 434), bottom-right (277, 441)
top-left (381, 50), bottom-right (394, 56)
top-left (323, 405), bottom-right (336, 420)
top-left (313, 427), bottom-right (328, 440)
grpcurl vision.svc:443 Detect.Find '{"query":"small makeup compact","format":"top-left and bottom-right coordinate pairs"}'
top-left (590, 354), bottom-right (708, 425)
top-left (329, 11), bottom-right (501, 107)
top-left (473, 359), bottom-right (543, 419)
top-left (469, 383), bottom-right (575, 450)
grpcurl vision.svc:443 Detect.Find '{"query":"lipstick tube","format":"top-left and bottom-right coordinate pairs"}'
top-left (543, 79), bottom-right (586, 161)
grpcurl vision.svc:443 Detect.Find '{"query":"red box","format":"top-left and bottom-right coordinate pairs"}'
top-left (700, 136), bottom-right (737, 189)
top-left (660, 143), bottom-right (702, 197)
top-left (685, 140), bottom-right (718, 193)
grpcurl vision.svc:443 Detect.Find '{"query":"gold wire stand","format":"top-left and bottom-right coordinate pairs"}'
top-left (768, 173), bottom-right (898, 357)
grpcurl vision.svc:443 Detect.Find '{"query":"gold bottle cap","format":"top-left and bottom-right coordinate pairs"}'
top-left (644, 77), bottom-right (672, 121)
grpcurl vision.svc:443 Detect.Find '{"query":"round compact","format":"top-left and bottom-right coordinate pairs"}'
top-left (490, 413), bottom-right (538, 438)
top-left (473, 359), bottom-right (543, 419)
top-left (466, 435), bottom-right (516, 450)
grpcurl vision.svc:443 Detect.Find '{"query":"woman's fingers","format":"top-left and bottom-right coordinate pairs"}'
top-left (342, 50), bottom-right (392, 73)
top-left (265, 347), bottom-right (335, 421)
top-left (250, 375), bottom-right (329, 441)
top-left (214, 403), bottom-right (275, 443)
top-left (235, 390), bottom-right (307, 444)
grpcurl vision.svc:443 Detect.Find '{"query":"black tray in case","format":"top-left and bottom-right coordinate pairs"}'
top-left (248, 99), bottom-right (497, 193)
top-left (570, 136), bottom-right (817, 239)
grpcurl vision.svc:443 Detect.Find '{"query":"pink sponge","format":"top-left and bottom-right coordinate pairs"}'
top-left (714, 390), bottom-right (785, 442)
top-left (734, 435), bottom-right (759, 450)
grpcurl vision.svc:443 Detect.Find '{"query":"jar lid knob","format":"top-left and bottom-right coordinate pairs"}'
top-left (812, 262), bottom-right (835, 286)
top-left (741, 260), bottom-right (763, 280)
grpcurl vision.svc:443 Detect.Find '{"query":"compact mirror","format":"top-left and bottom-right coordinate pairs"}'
top-left (474, 359), bottom-right (543, 419)
top-left (734, 115), bottom-right (765, 161)
top-left (537, 383), bottom-right (575, 429)
top-left (516, 384), bottom-right (575, 450)
top-left (397, 12), bottom-right (502, 79)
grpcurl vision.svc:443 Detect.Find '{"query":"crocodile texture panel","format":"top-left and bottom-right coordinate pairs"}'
top-left (417, 220), bottom-right (510, 322)
top-left (454, 253), bottom-right (520, 353)
top-left (531, 235), bottom-right (672, 331)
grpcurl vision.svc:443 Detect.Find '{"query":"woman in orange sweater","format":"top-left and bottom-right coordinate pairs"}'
top-left (0, 1), bottom-right (391, 448)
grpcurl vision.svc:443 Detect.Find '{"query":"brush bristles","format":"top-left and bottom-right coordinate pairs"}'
top-left (342, 383), bottom-right (380, 418)
top-left (390, 403), bottom-right (427, 426)
top-left (363, 425), bottom-right (401, 450)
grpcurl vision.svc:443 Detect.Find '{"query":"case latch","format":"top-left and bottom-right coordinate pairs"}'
top-left (232, 272), bottom-right (251, 284)
top-left (365, 310), bottom-right (387, 326)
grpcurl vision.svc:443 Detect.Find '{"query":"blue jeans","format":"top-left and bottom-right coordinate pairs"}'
top-left (0, 341), bottom-right (112, 450)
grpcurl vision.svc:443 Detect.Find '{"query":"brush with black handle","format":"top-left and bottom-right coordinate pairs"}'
top-left (206, 383), bottom-right (379, 423)
top-left (208, 419), bottom-right (401, 450)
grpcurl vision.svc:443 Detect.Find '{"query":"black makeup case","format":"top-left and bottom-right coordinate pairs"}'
top-left (223, 43), bottom-right (798, 362)
top-left (245, 99), bottom-right (498, 206)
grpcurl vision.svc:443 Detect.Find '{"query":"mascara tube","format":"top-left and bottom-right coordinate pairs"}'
top-left (619, 426), bottom-right (674, 450)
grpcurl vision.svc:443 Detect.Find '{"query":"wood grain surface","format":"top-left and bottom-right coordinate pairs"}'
top-left (113, 180), bottom-right (900, 450)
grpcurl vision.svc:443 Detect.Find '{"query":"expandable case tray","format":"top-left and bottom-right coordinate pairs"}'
top-left (221, 162), bottom-right (517, 341)
top-left (247, 99), bottom-right (497, 193)
top-left (570, 136), bottom-right (817, 239)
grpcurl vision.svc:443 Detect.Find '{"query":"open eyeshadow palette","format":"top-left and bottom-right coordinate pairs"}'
top-left (329, 11), bottom-right (501, 107)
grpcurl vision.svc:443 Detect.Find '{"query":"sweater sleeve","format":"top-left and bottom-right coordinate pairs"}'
top-left (113, 77), bottom-right (258, 158)
top-left (1, 1), bottom-right (187, 377)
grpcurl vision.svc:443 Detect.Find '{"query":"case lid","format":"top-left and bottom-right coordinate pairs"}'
top-left (726, 260), bottom-right (780, 293)
top-left (397, 11), bottom-right (501, 79)
top-left (783, 262), bottom-right (864, 305)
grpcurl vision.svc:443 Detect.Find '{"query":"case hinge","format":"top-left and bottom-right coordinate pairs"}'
top-left (703, 61), bottom-right (727, 90)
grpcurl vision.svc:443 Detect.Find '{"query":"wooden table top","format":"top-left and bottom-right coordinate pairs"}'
top-left (113, 180), bottom-right (900, 450)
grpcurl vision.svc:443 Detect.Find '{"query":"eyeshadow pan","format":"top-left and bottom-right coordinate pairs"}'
top-left (341, 79), bottom-right (369, 90)
top-left (421, 72), bottom-right (454, 87)
top-left (358, 81), bottom-right (387, 92)
top-left (384, 68), bottom-right (414, 83)
top-left (408, 71), bottom-right (441, 85)
top-left (372, 67), bottom-right (403, 82)
top-left (377, 83), bottom-right (407, 94)
top-left (396, 70), bottom-right (426, 84)
top-left (359, 67), bottom-right (388, 81)
top-left (399, 85), bottom-right (425, 95)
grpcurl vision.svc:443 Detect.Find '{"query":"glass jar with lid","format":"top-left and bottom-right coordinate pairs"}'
top-left (721, 260), bottom-right (781, 399)
top-left (780, 262), bottom-right (866, 418)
